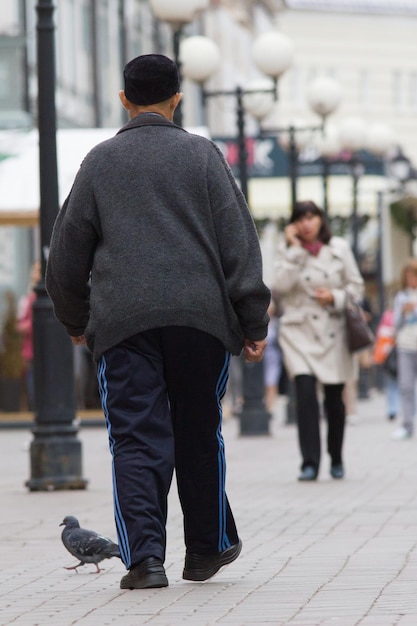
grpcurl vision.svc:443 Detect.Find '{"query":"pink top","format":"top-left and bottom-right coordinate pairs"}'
top-left (17, 292), bottom-right (36, 362)
top-left (379, 309), bottom-right (394, 329)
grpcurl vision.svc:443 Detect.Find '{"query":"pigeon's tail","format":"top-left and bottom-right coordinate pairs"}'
top-left (106, 542), bottom-right (121, 559)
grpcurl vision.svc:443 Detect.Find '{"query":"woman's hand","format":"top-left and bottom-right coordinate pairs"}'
top-left (314, 287), bottom-right (334, 307)
top-left (285, 223), bottom-right (302, 247)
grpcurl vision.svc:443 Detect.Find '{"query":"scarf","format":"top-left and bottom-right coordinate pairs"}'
top-left (302, 240), bottom-right (323, 256)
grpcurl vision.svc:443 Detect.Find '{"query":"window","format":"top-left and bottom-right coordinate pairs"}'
top-left (410, 72), bottom-right (417, 110)
top-left (392, 70), bottom-right (405, 111)
top-left (358, 70), bottom-right (370, 109)
top-left (290, 68), bottom-right (303, 108)
top-left (82, 3), bottom-right (92, 54)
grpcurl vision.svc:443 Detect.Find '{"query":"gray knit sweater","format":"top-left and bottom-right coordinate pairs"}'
top-left (46, 113), bottom-right (270, 360)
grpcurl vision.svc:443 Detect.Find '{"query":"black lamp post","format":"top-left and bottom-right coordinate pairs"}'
top-left (322, 156), bottom-right (330, 214)
top-left (199, 84), bottom-right (275, 435)
top-left (26, 0), bottom-right (87, 491)
top-left (376, 190), bottom-right (385, 315)
top-left (172, 27), bottom-right (183, 127)
top-left (351, 159), bottom-right (365, 262)
top-left (389, 147), bottom-right (412, 193)
top-left (285, 123), bottom-right (325, 212)
top-left (234, 87), bottom-right (271, 436)
top-left (287, 126), bottom-right (298, 210)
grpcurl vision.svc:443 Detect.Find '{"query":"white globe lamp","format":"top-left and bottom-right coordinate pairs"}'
top-left (366, 123), bottom-right (396, 156)
top-left (339, 116), bottom-right (367, 152)
top-left (252, 32), bottom-right (294, 79)
top-left (306, 76), bottom-right (342, 119)
top-left (179, 36), bottom-right (221, 83)
top-left (149, 0), bottom-right (209, 25)
top-left (242, 79), bottom-right (276, 120)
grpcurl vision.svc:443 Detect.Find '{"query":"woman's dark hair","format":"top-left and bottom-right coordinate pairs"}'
top-left (289, 200), bottom-right (332, 244)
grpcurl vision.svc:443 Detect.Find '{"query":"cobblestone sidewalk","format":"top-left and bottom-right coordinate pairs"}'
top-left (1, 392), bottom-right (417, 625)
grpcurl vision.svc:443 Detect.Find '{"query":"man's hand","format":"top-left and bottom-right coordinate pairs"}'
top-left (243, 338), bottom-right (267, 362)
top-left (71, 334), bottom-right (87, 346)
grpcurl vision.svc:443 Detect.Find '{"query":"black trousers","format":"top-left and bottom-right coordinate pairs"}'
top-left (97, 327), bottom-right (239, 569)
top-left (294, 374), bottom-right (345, 471)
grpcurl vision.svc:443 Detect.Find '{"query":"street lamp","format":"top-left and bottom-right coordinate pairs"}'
top-left (181, 31), bottom-right (293, 199)
top-left (261, 74), bottom-right (342, 212)
top-left (366, 127), bottom-right (397, 302)
top-left (337, 116), bottom-right (395, 261)
top-left (366, 123), bottom-right (396, 159)
top-left (317, 119), bottom-right (395, 319)
top-left (306, 76), bottom-right (343, 120)
top-left (26, 0), bottom-right (87, 491)
top-left (315, 122), bottom-right (342, 214)
top-left (149, 0), bottom-right (209, 126)
top-left (385, 146), bottom-right (417, 254)
top-left (387, 146), bottom-right (412, 188)
top-left (180, 31), bottom-right (294, 435)
top-left (306, 76), bottom-right (343, 213)
top-left (332, 116), bottom-right (366, 261)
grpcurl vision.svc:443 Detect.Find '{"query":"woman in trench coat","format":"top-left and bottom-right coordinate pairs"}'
top-left (274, 201), bottom-right (363, 481)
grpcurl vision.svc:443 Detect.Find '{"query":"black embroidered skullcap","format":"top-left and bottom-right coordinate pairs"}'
top-left (123, 54), bottom-right (180, 105)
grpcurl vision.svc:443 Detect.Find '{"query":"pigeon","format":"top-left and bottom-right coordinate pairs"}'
top-left (60, 515), bottom-right (121, 573)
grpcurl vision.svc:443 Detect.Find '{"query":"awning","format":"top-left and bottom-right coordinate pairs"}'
top-left (0, 128), bottom-right (118, 226)
top-left (0, 126), bottom-right (386, 226)
top-left (248, 174), bottom-right (387, 220)
top-left (0, 126), bottom-right (212, 227)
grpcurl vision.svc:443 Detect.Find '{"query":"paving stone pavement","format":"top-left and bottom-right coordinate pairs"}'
top-left (1, 391), bottom-right (417, 626)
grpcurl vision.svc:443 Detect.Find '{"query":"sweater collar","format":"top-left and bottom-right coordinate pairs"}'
top-left (116, 112), bottom-right (186, 135)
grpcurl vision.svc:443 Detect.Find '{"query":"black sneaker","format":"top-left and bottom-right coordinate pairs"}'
top-left (183, 539), bottom-right (242, 582)
top-left (120, 557), bottom-right (168, 589)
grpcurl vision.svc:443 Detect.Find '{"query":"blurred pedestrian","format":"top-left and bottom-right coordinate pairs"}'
top-left (263, 295), bottom-right (282, 414)
top-left (357, 295), bottom-right (375, 399)
top-left (373, 308), bottom-right (399, 421)
top-left (274, 200), bottom-right (363, 481)
top-left (225, 354), bottom-right (244, 417)
top-left (343, 373), bottom-right (359, 425)
top-left (46, 54), bottom-right (270, 588)
top-left (17, 261), bottom-right (41, 410)
top-left (344, 294), bottom-right (375, 424)
top-left (392, 258), bottom-right (417, 440)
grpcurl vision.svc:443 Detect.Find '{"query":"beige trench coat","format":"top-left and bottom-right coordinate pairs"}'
top-left (274, 236), bottom-right (364, 384)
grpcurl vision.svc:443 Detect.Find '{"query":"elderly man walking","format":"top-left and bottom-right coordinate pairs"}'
top-left (46, 54), bottom-right (270, 589)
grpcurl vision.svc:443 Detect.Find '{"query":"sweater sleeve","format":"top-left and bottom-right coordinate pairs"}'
top-left (207, 144), bottom-right (270, 341)
top-left (46, 163), bottom-right (99, 336)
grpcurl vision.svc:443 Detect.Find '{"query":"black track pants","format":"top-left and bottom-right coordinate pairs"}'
top-left (97, 327), bottom-right (239, 569)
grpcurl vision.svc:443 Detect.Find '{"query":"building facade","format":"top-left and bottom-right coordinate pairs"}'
top-left (0, 0), bottom-right (416, 289)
